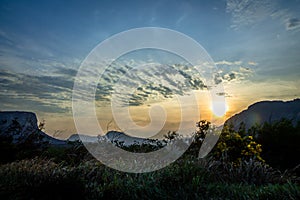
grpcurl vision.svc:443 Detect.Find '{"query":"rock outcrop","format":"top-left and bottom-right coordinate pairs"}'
top-left (0, 111), bottom-right (66, 145)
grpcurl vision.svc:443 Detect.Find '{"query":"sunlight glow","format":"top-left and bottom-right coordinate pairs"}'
top-left (211, 101), bottom-right (228, 117)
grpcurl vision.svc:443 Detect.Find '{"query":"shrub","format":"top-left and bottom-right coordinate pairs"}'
top-left (213, 126), bottom-right (264, 163)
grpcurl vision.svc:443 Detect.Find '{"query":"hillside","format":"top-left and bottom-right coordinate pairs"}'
top-left (225, 99), bottom-right (300, 130)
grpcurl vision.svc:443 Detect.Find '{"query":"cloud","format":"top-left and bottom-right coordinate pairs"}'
top-left (239, 66), bottom-right (252, 73)
top-left (0, 57), bottom-right (256, 113)
top-left (224, 73), bottom-right (236, 81)
top-left (286, 18), bottom-right (300, 30)
top-left (213, 60), bottom-right (255, 84)
top-left (214, 74), bottom-right (223, 85)
top-left (215, 60), bottom-right (242, 66)
top-left (0, 68), bottom-right (74, 113)
top-left (248, 61), bottom-right (258, 66)
top-left (176, 13), bottom-right (187, 26)
top-left (54, 67), bottom-right (78, 77)
top-left (227, 0), bottom-right (300, 32)
top-left (0, 58), bottom-right (212, 113)
top-left (226, 0), bottom-right (277, 29)
top-left (96, 61), bottom-right (208, 106)
top-left (216, 92), bottom-right (231, 97)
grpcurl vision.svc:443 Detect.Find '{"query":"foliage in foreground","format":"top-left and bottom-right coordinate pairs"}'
top-left (0, 118), bottom-right (300, 199)
top-left (0, 157), bottom-right (299, 200)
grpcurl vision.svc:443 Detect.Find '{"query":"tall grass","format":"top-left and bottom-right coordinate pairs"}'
top-left (0, 157), bottom-right (299, 200)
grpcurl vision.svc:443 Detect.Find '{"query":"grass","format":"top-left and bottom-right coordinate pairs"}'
top-left (0, 157), bottom-right (299, 200)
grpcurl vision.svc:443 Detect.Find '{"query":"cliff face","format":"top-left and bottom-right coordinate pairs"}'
top-left (225, 99), bottom-right (300, 131)
top-left (0, 111), bottom-right (65, 145)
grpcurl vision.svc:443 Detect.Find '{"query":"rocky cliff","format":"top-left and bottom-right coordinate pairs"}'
top-left (0, 111), bottom-right (66, 145)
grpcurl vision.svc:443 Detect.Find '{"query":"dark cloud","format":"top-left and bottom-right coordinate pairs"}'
top-left (0, 69), bottom-right (73, 113)
top-left (286, 18), bottom-right (300, 30)
top-left (226, 73), bottom-right (236, 81)
top-left (54, 67), bottom-right (78, 77)
top-left (216, 92), bottom-right (231, 97)
top-left (94, 62), bottom-right (209, 106)
top-left (214, 74), bottom-right (223, 84)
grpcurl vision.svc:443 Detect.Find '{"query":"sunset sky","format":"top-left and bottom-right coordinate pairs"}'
top-left (1, 0), bottom-right (300, 138)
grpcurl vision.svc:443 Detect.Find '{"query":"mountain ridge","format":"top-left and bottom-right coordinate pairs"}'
top-left (3, 98), bottom-right (300, 146)
top-left (0, 111), bottom-right (163, 146)
top-left (225, 98), bottom-right (300, 131)
top-left (68, 131), bottom-right (164, 146)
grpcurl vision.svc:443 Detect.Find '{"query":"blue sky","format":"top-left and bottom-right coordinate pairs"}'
top-left (1, 0), bottom-right (300, 137)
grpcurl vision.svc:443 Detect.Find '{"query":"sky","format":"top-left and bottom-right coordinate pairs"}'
top-left (0, 0), bottom-right (300, 138)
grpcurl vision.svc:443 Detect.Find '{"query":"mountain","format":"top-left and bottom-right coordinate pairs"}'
top-left (68, 131), bottom-right (164, 146)
top-left (225, 99), bottom-right (300, 131)
top-left (0, 111), bottom-right (164, 147)
top-left (0, 111), bottom-right (66, 145)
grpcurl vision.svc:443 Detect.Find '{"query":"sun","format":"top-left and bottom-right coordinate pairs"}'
top-left (211, 101), bottom-right (228, 117)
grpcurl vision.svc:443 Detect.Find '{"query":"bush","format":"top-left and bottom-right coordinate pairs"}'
top-left (213, 125), bottom-right (264, 163)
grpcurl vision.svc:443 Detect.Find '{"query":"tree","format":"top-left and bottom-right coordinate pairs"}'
top-left (38, 119), bottom-right (46, 131)
top-left (254, 118), bottom-right (300, 170)
top-left (195, 120), bottom-right (210, 143)
top-left (182, 120), bottom-right (211, 158)
top-left (163, 131), bottom-right (180, 142)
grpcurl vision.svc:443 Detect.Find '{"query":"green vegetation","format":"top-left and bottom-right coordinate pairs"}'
top-left (249, 118), bottom-right (300, 170)
top-left (0, 157), bottom-right (299, 200)
top-left (0, 118), bottom-right (299, 199)
top-left (213, 123), bottom-right (264, 163)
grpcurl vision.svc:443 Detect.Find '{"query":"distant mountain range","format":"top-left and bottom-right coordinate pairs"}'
top-left (2, 99), bottom-right (300, 146)
top-left (0, 111), bottom-right (163, 146)
top-left (68, 131), bottom-right (163, 146)
top-left (225, 99), bottom-right (300, 131)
